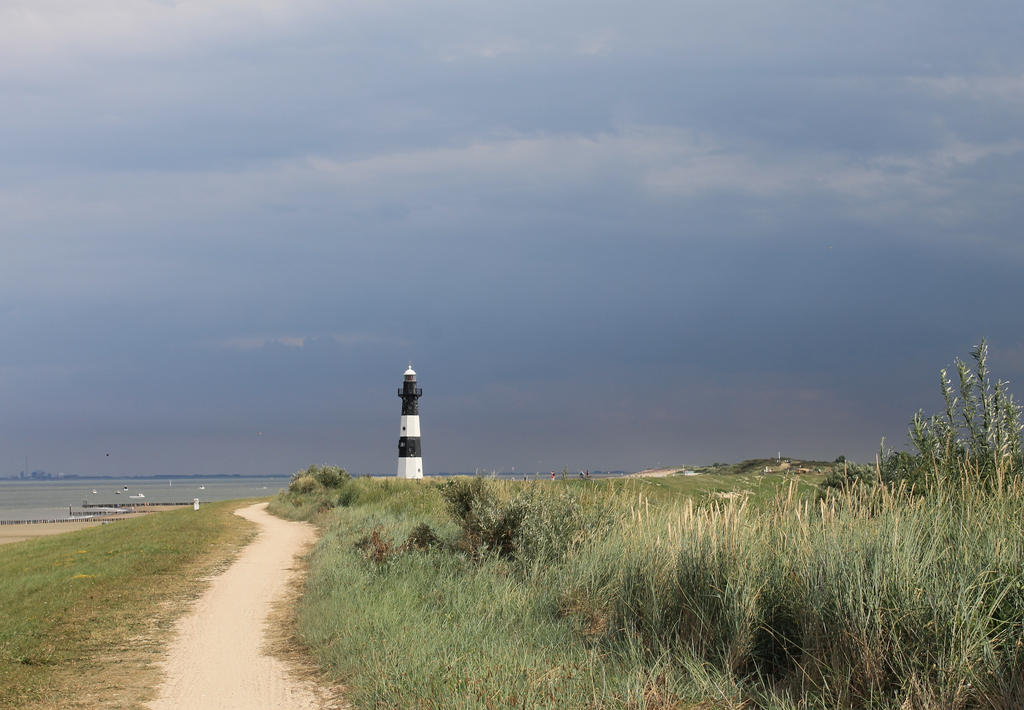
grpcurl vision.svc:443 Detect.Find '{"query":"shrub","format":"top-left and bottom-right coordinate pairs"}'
top-left (516, 489), bottom-right (597, 563)
top-left (289, 474), bottom-right (319, 494)
top-left (823, 340), bottom-right (1024, 497)
top-left (440, 477), bottom-right (534, 559)
top-left (405, 522), bottom-right (440, 551)
top-left (909, 340), bottom-right (1022, 490)
top-left (288, 464), bottom-right (351, 493)
top-left (353, 527), bottom-right (397, 565)
top-left (819, 460), bottom-right (878, 496)
top-left (336, 485), bottom-right (359, 507)
top-left (439, 477), bottom-right (492, 536)
top-left (438, 478), bottom-right (600, 563)
top-left (313, 465), bottom-right (350, 488)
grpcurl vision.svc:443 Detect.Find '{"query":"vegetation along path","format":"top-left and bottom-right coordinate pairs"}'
top-left (148, 502), bottom-right (326, 710)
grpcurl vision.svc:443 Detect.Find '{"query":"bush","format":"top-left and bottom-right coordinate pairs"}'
top-left (438, 478), bottom-right (601, 563)
top-left (288, 464), bottom-right (351, 493)
top-left (909, 340), bottom-right (1022, 489)
top-left (819, 459), bottom-right (878, 495)
top-left (336, 485), bottom-right (359, 507)
top-left (439, 477), bottom-right (524, 559)
top-left (314, 465), bottom-right (350, 488)
top-left (405, 522), bottom-right (440, 551)
top-left (516, 489), bottom-right (597, 563)
top-left (353, 527), bottom-right (397, 565)
top-left (438, 477), bottom-right (492, 534)
top-left (289, 474), bottom-right (319, 494)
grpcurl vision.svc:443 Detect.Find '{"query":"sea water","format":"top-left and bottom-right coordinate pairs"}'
top-left (0, 477), bottom-right (291, 521)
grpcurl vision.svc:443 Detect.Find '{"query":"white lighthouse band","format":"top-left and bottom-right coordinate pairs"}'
top-left (397, 364), bottom-right (423, 479)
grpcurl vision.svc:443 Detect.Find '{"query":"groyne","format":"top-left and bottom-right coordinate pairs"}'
top-left (82, 501), bottom-right (195, 508)
top-left (0, 516), bottom-right (122, 526)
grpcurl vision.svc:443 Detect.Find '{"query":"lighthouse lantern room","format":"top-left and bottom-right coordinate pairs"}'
top-left (397, 364), bottom-right (423, 478)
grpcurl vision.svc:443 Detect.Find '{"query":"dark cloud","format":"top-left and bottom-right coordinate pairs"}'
top-left (1, 1), bottom-right (1023, 475)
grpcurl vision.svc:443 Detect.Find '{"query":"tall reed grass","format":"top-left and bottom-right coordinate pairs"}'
top-left (275, 470), bottom-right (1023, 709)
top-left (568, 476), bottom-right (1023, 708)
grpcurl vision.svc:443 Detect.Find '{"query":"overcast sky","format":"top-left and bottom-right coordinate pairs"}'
top-left (2, 1), bottom-right (1024, 476)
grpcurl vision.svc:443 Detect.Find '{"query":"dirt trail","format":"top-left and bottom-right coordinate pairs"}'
top-left (148, 502), bottom-right (323, 710)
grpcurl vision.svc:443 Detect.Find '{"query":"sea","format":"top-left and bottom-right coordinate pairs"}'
top-left (0, 477), bottom-right (292, 522)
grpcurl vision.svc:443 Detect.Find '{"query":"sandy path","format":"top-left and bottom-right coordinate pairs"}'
top-left (148, 502), bottom-right (322, 710)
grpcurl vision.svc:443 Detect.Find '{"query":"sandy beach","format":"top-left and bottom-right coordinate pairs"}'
top-left (0, 520), bottom-right (105, 545)
top-left (627, 467), bottom-right (684, 478)
top-left (0, 505), bottom-right (187, 546)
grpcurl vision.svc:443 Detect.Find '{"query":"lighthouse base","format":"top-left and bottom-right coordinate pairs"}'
top-left (397, 457), bottom-right (423, 479)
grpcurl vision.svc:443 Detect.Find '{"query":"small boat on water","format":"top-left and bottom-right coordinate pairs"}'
top-left (91, 489), bottom-right (98, 494)
top-left (198, 485), bottom-right (205, 490)
top-left (129, 493), bottom-right (145, 499)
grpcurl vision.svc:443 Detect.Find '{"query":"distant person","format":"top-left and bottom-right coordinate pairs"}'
top-left (550, 471), bottom-right (555, 480)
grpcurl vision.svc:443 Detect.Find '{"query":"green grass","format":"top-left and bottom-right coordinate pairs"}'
top-left (274, 474), bottom-right (1024, 709)
top-left (602, 471), bottom-right (825, 507)
top-left (0, 500), bottom-right (257, 708)
top-left (275, 480), bottom-right (663, 709)
top-left (691, 458), bottom-right (832, 477)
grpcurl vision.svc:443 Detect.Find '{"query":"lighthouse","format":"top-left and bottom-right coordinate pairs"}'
top-left (397, 364), bottom-right (424, 479)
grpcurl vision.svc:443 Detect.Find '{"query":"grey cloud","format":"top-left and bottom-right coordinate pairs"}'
top-left (2, 1), bottom-right (1023, 475)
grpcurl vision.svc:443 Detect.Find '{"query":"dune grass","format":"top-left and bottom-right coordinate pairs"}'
top-left (0, 500), bottom-right (257, 709)
top-left (273, 472), bottom-right (1023, 709)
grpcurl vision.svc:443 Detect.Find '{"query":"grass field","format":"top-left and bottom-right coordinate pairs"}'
top-left (0, 500), bottom-right (257, 709)
top-left (611, 470), bottom-right (825, 506)
top-left (267, 467), bottom-right (1024, 709)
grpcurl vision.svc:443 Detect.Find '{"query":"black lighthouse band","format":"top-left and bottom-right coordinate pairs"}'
top-left (398, 436), bottom-right (421, 457)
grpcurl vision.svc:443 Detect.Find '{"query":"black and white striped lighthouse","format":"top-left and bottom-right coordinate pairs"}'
top-left (397, 364), bottom-right (423, 479)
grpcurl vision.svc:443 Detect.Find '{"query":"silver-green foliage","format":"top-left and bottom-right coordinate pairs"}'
top-left (911, 340), bottom-right (1023, 489)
